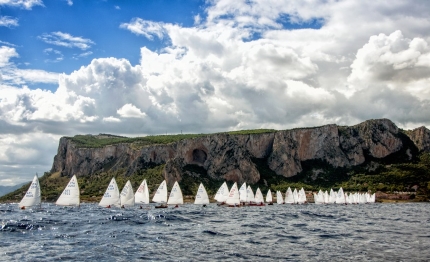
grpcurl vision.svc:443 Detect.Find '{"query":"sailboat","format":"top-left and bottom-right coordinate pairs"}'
top-left (336, 187), bottom-right (346, 204)
top-left (214, 182), bottom-right (229, 205)
top-left (99, 177), bottom-right (121, 208)
top-left (246, 185), bottom-right (255, 205)
top-left (135, 179), bottom-right (150, 206)
top-left (266, 189), bottom-right (273, 205)
top-left (56, 175), bottom-right (80, 207)
top-left (19, 174), bottom-right (41, 209)
top-left (225, 182), bottom-right (240, 207)
top-left (153, 180), bottom-right (168, 208)
top-left (285, 187), bottom-right (294, 204)
top-left (194, 183), bottom-right (210, 205)
top-left (238, 182), bottom-right (247, 205)
top-left (120, 180), bottom-right (135, 207)
top-left (167, 181), bottom-right (184, 207)
top-left (276, 191), bottom-right (284, 204)
top-left (253, 188), bottom-right (265, 206)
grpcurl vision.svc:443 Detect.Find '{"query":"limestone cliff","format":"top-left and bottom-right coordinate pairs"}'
top-left (51, 119), bottom-right (429, 187)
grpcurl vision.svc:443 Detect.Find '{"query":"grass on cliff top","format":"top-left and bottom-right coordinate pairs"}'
top-left (67, 129), bottom-right (277, 148)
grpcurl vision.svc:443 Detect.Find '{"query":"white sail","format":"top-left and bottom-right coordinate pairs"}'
top-left (120, 180), bottom-right (135, 207)
top-left (214, 182), bottom-right (229, 202)
top-left (285, 187), bottom-right (294, 204)
top-left (135, 179), bottom-right (150, 204)
top-left (276, 191), bottom-right (284, 204)
top-left (194, 183), bottom-right (210, 205)
top-left (328, 188), bottom-right (336, 204)
top-left (297, 188), bottom-right (307, 204)
top-left (370, 193), bottom-right (376, 203)
top-left (254, 188), bottom-right (264, 204)
top-left (266, 189), bottom-right (273, 203)
top-left (239, 182), bottom-right (247, 203)
top-left (19, 174), bottom-right (41, 208)
top-left (99, 178), bottom-right (121, 207)
top-left (152, 180), bottom-right (168, 203)
top-left (246, 186), bottom-right (255, 203)
top-left (225, 182), bottom-right (240, 205)
top-left (336, 187), bottom-right (345, 204)
top-left (292, 188), bottom-right (299, 204)
top-left (167, 181), bottom-right (184, 205)
top-left (56, 175), bottom-right (80, 206)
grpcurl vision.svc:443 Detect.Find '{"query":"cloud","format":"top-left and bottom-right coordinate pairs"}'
top-left (2, 0), bottom-right (430, 184)
top-left (39, 31), bottom-right (95, 50)
top-left (0, 0), bottom-right (43, 10)
top-left (120, 18), bottom-right (166, 40)
top-left (72, 51), bottom-right (93, 59)
top-left (348, 30), bottom-right (430, 99)
top-left (0, 16), bottom-right (18, 27)
top-left (66, 0), bottom-right (72, 6)
top-left (43, 48), bottom-right (64, 62)
top-left (117, 103), bottom-right (147, 118)
top-left (0, 46), bottom-right (18, 67)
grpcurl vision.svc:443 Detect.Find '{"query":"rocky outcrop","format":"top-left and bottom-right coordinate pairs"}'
top-left (51, 119), bottom-right (429, 187)
top-left (406, 126), bottom-right (430, 152)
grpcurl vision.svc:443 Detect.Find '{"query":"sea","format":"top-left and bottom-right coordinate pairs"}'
top-left (1, 203), bottom-right (429, 261)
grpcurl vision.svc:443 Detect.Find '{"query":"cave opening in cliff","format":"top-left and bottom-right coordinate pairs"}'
top-left (192, 149), bottom-right (207, 165)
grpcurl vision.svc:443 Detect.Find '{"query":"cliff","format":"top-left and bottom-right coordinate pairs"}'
top-left (51, 119), bottom-right (430, 187)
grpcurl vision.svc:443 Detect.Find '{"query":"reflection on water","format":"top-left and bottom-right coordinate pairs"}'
top-left (1, 203), bottom-right (429, 261)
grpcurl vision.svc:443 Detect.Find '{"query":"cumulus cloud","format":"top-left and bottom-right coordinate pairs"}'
top-left (120, 18), bottom-right (166, 40)
top-left (39, 31), bottom-right (95, 50)
top-left (2, 0), bottom-right (430, 184)
top-left (0, 0), bottom-right (43, 9)
top-left (348, 30), bottom-right (430, 99)
top-left (0, 46), bottom-right (18, 66)
top-left (117, 103), bottom-right (147, 118)
top-left (0, 16), bottom-right (18, 27)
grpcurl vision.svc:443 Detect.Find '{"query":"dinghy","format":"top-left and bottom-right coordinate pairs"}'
top-left (285, 187), bottom-right (294, 204)
top-left (276, 191), bottom-right (284, 204)
top-left (56, 175), bottom-right (80, 207)
top-left (167, 181), bottom-right (184, 207)
top-left (135, 179), bottom-right (150, 206)
top-left (253, 188), bottom-right (265, 206)
top-left (120, 180), bottom-right (135, 207)
top-left (266, 189), bottom-right (273, 205)
top-left (19, 174), bottom-right (41, 209)
top-left (153, 180), bottom-right (168, 208)
top-left (225, 182), bottom-right (240, 207)
top-left (246, 185), bottom-right (255, 205)
top-left (194, 183), bottom-right (210, 205)
top-left (238, 182), bottom-right (247, 205)
top-left (99, 178), bottom-right (121, 208)
top-left (214, 182), bottom-right (229, 205)
top-left (336, 187), bottom-right (346, 204)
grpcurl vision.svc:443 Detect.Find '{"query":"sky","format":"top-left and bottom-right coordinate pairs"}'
top-left (1, 0), bottom-right (430, 186)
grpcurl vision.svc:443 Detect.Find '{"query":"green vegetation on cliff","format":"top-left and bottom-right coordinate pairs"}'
top-left (67, 129), bottom-right (276, 148)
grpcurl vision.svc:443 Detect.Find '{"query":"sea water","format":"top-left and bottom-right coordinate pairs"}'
top-left (0, 203), bottom-right (429, 261)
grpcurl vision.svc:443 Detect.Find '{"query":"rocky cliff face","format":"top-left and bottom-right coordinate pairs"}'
top-left (51, 119), bottom-right (430, 187)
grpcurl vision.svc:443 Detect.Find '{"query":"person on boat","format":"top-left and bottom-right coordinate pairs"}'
top-left (20, 206), bottom-right (25, 210)
top-left (203, 204), bottom-right (207, 207)
top-left (139, 206), bottom-right (143, 209)
top-left (106, 205), bottom-right (111, 208)
top-left (174, 204), bottom-right (179, 208)
top-left (121, 205), bottom-right (125, 209)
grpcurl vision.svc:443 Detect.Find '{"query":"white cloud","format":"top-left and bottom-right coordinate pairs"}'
top-left (0, 16), bottom-right (18, 27)
top-left (66, 0), bottom-right (72, 6)
top-left (0, 46), bottom-right (18, 67)
top-left (39, 31), bottom-right (95, 50)
top-left (0, 0), bottom-right (43, 10)
top-left (117, 103), bottom-right (147, 118)
top-left (120, 18), bottom-right (166, 40)
top-left (2, 0), bottom-right (430, 185)
top-left (348, 30), bottom-right (430, 99)
top-left (44, 48), bottom-right (64, 62)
